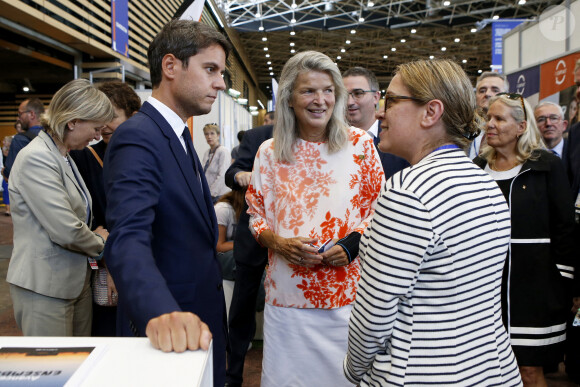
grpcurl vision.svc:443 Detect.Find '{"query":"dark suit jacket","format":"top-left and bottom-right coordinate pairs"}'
top-left (103, 102), bottom-right (225, 385)
top-left (563, 122), bottom-right (580, 195)
top-left (225, 125), bottom-right (273, 267)
top-left (374, 125), bottom-right (410, 179)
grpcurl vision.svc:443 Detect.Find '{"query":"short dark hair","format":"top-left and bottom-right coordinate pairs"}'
top-left (342, 67), bottom-right (379, 91)
top-left (237, 130), bottom-right (246, 142)
top-left (96, 81), bottom-right (142, 118)
top-left (25, 98), bottom-right (45, 116)
top-left (265, 111), bottom-right (275, 121)
top-left (148, 19), bottom-right (232, 88)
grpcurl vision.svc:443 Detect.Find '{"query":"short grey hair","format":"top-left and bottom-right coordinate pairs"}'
top-left (534, 101), bottom-right (565, 119)
top-left (41, 79), bottom-right (114, 142)
top-left (274, 51), bottom-right (349, 163)
top-left (476, 71), bottom-right (509, 91)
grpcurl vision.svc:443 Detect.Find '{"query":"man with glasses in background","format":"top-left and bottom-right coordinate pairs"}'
top-left (534, 102), bottom-right (568, 158)
top-left (2, 98), bottom-right (44, 180)
top-left (342, 67), bottom-right (409, 178)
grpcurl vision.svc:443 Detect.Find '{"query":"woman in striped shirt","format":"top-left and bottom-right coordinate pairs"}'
top-left (344, 59), bottom-right (522, 386)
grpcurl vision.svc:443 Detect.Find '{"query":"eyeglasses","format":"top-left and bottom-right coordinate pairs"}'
top-left (383, 95), bottom-right (424, 112)
top-left (18, 110), bottom-right (31, 117)
top-left (496, 92), bottom-right (527, 121)
top-left (536, 114), bottom-right (562, 125)
top-left (347, 89), bottom-right (377, 100)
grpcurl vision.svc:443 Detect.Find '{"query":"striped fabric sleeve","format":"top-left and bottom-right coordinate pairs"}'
top-left (344, 187), bottom-right (434, 383)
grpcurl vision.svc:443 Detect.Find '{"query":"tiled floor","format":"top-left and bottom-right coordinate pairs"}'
top-left (0, 202), bottom-right (577, 386)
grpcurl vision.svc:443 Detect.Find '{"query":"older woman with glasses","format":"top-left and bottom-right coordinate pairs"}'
top-left (246, 50), bottom-right (384, 386)
top-left (473, 93), bottom-right (576, 387)
top-left (202, 123), bottom-right (231, 203)
top-left (344, 59), bottom-right (522, 386)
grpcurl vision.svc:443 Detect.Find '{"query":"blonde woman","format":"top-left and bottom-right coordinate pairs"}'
top-left (344, 60), bottom-right (522, 386)
top-left (474, 93), bottom-right (576, 387)
top-left (7, 79), bottom-right (113, 336)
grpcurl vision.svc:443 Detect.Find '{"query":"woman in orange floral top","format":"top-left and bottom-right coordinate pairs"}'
top-left (246, 51), bottom-right (384, 386)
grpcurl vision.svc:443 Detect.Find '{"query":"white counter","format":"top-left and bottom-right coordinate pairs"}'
top-left (0, 336), bottom-right (212, 386)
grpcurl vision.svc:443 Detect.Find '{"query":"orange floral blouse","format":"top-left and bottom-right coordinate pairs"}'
top-left (246, 127), bottom-right (385, 309)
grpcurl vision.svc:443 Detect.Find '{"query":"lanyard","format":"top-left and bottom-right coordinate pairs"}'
top-left (431, 144), bottom-right (460, 153)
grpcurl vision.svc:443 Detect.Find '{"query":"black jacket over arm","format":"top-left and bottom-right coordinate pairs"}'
top-left (225, 125), bottom-right (273, 266)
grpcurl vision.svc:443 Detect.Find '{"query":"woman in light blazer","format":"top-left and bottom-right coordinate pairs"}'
top-left (7, 79), bottom-right (114, 336)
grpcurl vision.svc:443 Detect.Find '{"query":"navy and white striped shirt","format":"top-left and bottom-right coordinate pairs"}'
top-left (344, 148), bottom-right (522, 386)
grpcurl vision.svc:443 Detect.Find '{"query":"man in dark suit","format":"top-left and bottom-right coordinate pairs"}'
top-left (342, 67), bottom-right (409, 178)
top-left (534, 101), bottom-right (568, 159)
top-left (103, 20), bottom-right (231, 386)
top-left (564, 121), bottom-right (580, 196)
top-left (224, 124), bottom-right (273, 387)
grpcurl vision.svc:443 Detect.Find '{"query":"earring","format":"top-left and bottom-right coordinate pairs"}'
top-left (68, 124), bottom-right (74, 130)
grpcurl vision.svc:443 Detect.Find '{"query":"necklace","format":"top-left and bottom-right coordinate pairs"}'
top-left (490, 158), bottom-right (520, 171)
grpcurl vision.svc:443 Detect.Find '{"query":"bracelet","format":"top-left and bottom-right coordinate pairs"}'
top-left (94, 232), bottom-right (105, 260)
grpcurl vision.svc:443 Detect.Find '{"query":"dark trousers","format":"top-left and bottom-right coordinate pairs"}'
top-left (225, 261), bottom-right (267, 386)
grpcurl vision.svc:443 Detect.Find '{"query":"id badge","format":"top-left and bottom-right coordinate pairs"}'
top-left (88, 257), bottom-right (99, 270)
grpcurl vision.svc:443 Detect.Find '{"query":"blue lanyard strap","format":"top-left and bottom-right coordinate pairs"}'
top-left (432, 144), bottom-right (460, 153)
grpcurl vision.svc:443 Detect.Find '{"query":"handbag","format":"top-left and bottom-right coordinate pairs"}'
top-left (92, 267), bottom-right (118, 306)
top-left (86, 146), bottom-right (117, 306)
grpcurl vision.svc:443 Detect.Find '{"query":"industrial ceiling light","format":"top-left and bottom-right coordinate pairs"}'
top-left (22, 78), bottom-right (34, 93)
top-left (228, 88), bottom-right (241, 97)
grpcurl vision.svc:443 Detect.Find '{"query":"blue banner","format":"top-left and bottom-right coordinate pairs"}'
top-left (506, 65), bottom-right (540, 98)
top-left (491, 20), bottom-right (523, 71)
top-left (112, 0), bottom-right (129, 57)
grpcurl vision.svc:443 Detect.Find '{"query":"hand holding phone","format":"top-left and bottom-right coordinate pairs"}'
top-left (317, 239), bottom-right (336, 253)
